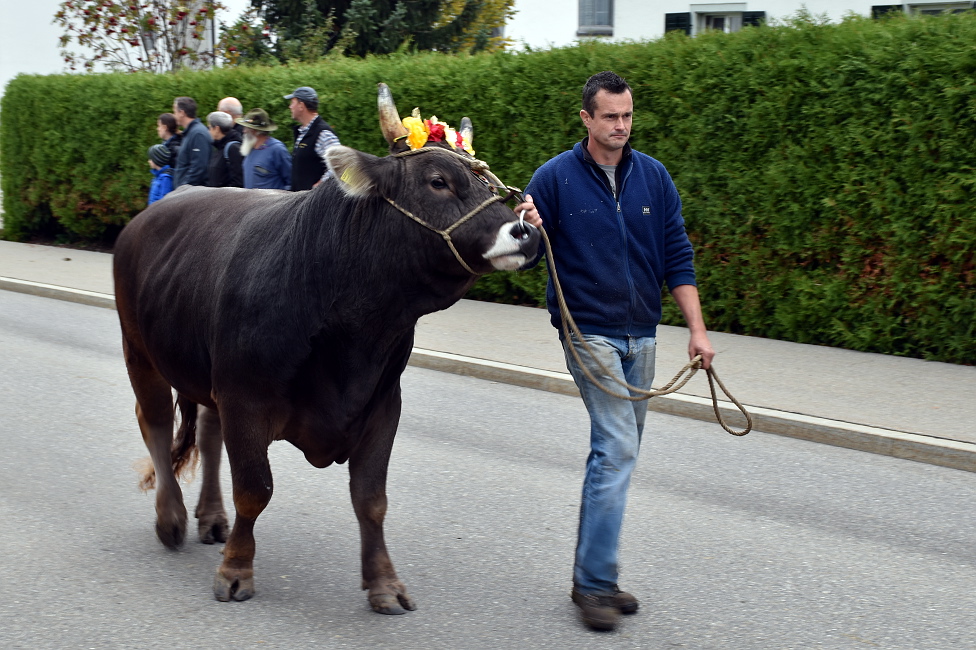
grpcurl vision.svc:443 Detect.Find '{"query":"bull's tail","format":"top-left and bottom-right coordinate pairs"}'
top-left (171, 394), bottom-right (200, 482)
top-left (136, 394), bottom-right (200, 491)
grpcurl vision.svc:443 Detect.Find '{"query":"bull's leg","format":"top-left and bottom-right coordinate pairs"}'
top-left (195, 406), bottom-right (229, 544)
top-left (123, 339), bottom-right (187, 548)
top-left (349, 394), bottom-right (416, 615)
top-left (212, 407), bottom-right (275, 602)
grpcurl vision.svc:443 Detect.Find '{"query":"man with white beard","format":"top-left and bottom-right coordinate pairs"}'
top-left (236, 108), bottom-right (292, 190)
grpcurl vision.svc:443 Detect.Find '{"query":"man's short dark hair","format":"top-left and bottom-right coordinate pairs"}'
top-left (158, 113), bottom-right (178, 135)
top-left (174, 96), bottom-right (198, 119)
top-left (582, 71), bottom-right (632, 116)
top-left (300, 98), bottom-right (319, 113)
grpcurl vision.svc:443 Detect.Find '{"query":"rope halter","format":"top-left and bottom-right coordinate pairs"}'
top-left (382, 147), bottom-right (525, 276)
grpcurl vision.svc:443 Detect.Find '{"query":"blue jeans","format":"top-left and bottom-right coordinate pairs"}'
top-left (562, 334), bottom-right (656, 594)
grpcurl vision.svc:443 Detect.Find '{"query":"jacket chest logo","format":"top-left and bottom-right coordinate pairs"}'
top-left (642, 206), bottom-right (651, 215)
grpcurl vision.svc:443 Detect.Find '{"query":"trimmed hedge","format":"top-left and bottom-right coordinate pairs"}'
top-left (2, 13), bottom-right (974, 363)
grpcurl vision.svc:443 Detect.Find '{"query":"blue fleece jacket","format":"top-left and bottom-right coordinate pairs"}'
top-left (148, 165), bottom-right (173, 205)
top-left (525, 139), bottom-right (697, 338)
top-left (242, 137), bottom-right (292, 190)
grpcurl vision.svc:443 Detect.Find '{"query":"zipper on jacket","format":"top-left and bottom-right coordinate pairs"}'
top-left (583, 149), bottom-right (639, 336)
top-left (615, 162), bottom-right (637, 335)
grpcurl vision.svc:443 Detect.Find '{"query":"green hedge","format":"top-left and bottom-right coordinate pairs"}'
top-left (2, 13), bottom-right (974, 363)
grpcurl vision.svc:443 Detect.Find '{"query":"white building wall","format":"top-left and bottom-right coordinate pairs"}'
top-left (504, 0), bottom-right (912, 49)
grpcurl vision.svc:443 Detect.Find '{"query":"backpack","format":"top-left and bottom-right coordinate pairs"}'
top-left (223, 140), bottom-right (241, 162)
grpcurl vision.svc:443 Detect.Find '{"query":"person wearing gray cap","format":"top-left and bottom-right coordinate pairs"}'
top-left (285, 86), bottom-right (341, 191)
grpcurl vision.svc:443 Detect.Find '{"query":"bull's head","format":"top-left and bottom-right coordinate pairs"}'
top-left (322, 84), bottom-right (539, 276)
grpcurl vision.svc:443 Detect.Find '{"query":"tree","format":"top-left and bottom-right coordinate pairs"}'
top-left (219, 0), bottom-right (513, 64)
top-left (54, 0), bottom-right (226, 73)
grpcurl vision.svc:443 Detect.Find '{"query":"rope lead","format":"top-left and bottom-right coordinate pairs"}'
top-left (541, 225), bottom-right (753, 437)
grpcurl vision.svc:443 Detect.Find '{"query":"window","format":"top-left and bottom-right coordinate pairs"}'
top-left (702, 13), bottom-right (740, 32)
top-left (910, 1), bottom-right (972, 13)
top-left (873, 2), bottom-right (974, 17)
top-left (676, 5), bottom-right (765, 36)
top-left (579, 0), bottom-right (613, 36)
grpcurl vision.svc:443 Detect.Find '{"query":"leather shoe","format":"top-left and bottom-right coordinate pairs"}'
top-left (611, 585), bottom-right (639, 614)
top-left (571, 590), bottom-right (620, 631)
top-left (571, 585), bottom-right (639, 615)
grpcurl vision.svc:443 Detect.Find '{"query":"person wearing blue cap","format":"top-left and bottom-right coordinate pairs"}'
top-left (284, 86), bottom-right (341, 191)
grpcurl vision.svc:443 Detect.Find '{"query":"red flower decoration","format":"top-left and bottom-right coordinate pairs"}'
top-left (426, 120), bottom-right (445, 142)
top-left (456, 131), bottom-right (464, 149)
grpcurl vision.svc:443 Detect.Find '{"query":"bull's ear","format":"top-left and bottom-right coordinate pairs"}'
top-left (326, 146), bottom-right (382, 197)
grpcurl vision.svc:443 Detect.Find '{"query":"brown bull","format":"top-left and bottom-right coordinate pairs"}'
top-left (114, 84), bottom-right (539, 613)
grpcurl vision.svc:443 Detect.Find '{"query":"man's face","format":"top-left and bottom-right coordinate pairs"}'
top-left (288, 97), bottom-right (302, 121)
top-left (208, 124), bottom-right (222, 140)
top-left (580, 89), bottom-right (633, 155)
top-left (240, 128), bottom-right (261, 156)
top-left (172, 103), bottom-right (186, 125)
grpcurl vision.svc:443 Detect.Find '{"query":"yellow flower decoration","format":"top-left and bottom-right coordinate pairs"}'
top-left (402, 108), bottom-right (429, 150)
top-left (400, 108), bottom-right (474, 155)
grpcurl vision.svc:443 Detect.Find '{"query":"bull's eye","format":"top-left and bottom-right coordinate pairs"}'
top-left (430, 177), bottom-right (448, 190)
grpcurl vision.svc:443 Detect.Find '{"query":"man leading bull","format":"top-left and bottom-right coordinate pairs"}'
top-left (517, 71), bottom-right (715, 632)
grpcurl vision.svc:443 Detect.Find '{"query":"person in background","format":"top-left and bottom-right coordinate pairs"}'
top-left (284, 86), bottom-right (340, 190)
top-left (172, 96), bottom-right (212, 188)
top-left (516, 71), bottom-right (715, 632)
top-left (237, 108), bottom-right (292, 190)
top-left (206, 111), bottom-right (244, 188)
top-left (218, 96), bottom-right (245, 136)
top-left (147, 144), bottom-right (174, 205)
top-left (157, 113), bottom-right (182, 163)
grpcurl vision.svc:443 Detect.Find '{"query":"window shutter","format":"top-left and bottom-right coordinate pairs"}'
top-left (665, 12), bottom-right (692, 35)
top-left (871, 5), bottom-right (903, 17)
top-left (742, 11), bottom-right (766, 27)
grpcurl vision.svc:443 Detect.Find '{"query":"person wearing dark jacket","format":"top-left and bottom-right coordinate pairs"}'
top-left (284, 86), bottom-right (340, 191)
top-left (205, 111), bottom-right (244, 188)
top-left (516, 71), bottom-right (715, 633)
top-left (157, 113), bottom-right (182, 163)
top-left (172, 96), bottom-right (212, 188)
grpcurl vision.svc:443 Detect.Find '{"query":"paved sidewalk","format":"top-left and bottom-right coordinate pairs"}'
top-left (2, 239), bottom-right (975, 472)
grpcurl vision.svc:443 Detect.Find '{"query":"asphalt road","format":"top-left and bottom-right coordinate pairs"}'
top-left (3, 289), bottom-right (976, 649)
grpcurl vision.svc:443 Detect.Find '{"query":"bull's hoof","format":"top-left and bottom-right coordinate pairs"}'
top-left (369, 591), bottom-right (417, 615)
top-left (213, 570), bottom-right (255, 602)
top-left (155, 511), bottom-right (187, 549)
top-left (197, 513), bottom-right (229, 545)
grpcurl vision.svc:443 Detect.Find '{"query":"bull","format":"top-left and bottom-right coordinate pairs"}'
top-left (113, 83), bottom-right (539, 613)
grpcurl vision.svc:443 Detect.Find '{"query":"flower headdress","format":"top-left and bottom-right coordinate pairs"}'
top-left (401, 108), bottom-right (475, 156)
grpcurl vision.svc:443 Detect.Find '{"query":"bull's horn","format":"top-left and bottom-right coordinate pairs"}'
top-left (460, 117), bottom-right (473, 151)
top-left (378, 83), bottom-right (409, 145)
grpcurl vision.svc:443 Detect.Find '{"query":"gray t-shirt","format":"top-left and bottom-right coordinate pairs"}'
top-left (598, 163), bottom-right (617, 196)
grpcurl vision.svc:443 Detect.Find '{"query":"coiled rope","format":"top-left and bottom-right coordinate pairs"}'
top-left (540, 223), bottom-right (753, 437)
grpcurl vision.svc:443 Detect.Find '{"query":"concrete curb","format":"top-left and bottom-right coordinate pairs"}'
top-left (0, 277), bottom-right (116, 310)
top-left (409, 349), bottom-right (976, 474)
top-left (5, 276), bottom-right (976, 474)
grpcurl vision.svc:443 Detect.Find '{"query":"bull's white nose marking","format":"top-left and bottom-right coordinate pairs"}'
top-left (484, 222), bottom-right (530, 271)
